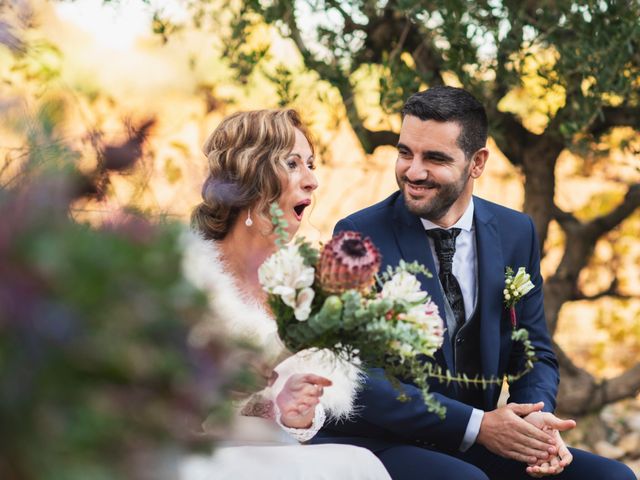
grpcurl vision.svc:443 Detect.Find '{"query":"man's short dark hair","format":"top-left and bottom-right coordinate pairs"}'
top-left (401, 86), bottom-right (488, 159)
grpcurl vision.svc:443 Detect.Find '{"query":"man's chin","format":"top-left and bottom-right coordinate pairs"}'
top-left (404, 198), bottom-right (432, 217)
top-left (404, 196), bottom-right (449, 221)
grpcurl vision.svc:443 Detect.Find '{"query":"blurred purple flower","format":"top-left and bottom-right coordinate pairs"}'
top-left (0, 20), bottom-right (25, 54)
top-left (100, 119), bottom-right (155, 172)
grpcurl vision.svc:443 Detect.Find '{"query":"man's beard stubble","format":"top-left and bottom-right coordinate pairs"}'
top-left (397, 167), bottom-right (471, 222)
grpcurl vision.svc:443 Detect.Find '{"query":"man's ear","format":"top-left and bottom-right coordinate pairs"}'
top-left (470, 148), bottom-right (489, 178)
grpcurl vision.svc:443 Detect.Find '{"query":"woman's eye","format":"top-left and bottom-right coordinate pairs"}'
top-left (287, 160), bottom-right (297, 170)
top-left (307, 162), bottom-right (316, 170)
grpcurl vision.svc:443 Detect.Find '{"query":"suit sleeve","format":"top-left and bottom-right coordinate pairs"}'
top-left (506, 216), bottom-right (559, 412)
top-left (354, 369), bottom-right (475, 450)
top-left (332, 217), bottom-right (474, 450)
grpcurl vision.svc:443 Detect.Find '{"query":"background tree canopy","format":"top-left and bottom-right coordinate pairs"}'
top-left (182, 0), bottom-right (640, 415)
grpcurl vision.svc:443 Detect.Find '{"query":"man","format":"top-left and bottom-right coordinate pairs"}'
top-left (313, 86), bottom-right (634, 480)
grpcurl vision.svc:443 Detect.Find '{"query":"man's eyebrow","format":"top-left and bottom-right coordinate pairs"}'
top-left (396, 142), bottom-right (411, 152)
top-left (423, 150), bottom-right (455, 162)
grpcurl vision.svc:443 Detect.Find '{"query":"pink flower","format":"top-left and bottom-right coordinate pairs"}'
top-left (317, 231), bottom-right (381, 294)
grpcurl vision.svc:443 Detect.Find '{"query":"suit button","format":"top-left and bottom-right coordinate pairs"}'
top-left (456, 337), bottom-right (463, 344)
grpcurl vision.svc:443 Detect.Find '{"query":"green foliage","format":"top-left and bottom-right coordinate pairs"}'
top-left (0, 104), bottom-right (247, 480)
top-left (264, 65), bottom-right (300, 107)
top-left (217, 0), bottom-right (639, 151)
top-left (10, 40), bottom-right (63, 84)
top-left (269, 201), bottom-right (289, 247)
top-left (377, 259), bottom-right (433, 286)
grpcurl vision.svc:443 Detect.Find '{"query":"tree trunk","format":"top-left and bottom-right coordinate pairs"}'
top-left (521, 134), bottom-right (564, 247)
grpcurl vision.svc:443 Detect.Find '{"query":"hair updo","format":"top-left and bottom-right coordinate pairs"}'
top-left (191, 109), bottom-right (313, 240)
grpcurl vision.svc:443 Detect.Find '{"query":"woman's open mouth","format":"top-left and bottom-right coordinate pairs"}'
top-left (293, 200), bottom-right (311, 221)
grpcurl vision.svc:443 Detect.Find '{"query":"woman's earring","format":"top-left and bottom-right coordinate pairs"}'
top-left (245, 209), bottom-right (253, 227)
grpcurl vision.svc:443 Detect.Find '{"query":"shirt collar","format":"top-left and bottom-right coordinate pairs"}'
top-left (420, 198), bottom-right (474, 232)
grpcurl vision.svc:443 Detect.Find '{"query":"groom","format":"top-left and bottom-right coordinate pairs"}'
top-left (313, 86), bottom-right (634, 479)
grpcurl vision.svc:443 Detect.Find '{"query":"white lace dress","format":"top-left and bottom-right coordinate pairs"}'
top-left (179, 232), bottom-right (391, 480)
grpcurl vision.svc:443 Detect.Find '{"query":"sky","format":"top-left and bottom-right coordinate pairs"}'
top-left (54, 0), bottom-right (188, 50)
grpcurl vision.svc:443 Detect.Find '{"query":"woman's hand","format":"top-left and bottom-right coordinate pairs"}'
top-left (276, 373), bottom-right (332, 429)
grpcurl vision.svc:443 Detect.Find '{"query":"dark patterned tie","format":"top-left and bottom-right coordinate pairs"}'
top-left (426, 228), bottom-right (466, 340)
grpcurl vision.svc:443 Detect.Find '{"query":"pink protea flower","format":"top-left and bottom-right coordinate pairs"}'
top-left (317, 231), bottom-right (381, 293)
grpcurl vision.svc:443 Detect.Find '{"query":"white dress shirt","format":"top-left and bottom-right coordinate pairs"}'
top-left (420, 199), bottom-right (484, 452)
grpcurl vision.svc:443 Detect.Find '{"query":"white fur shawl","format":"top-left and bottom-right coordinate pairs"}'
top-left (181, 231), bottom-right (363, 421)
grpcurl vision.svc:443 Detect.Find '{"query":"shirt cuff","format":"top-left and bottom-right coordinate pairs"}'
top-left (460, 408), bottom-right (484, 452)
top-left (274, 403), bottom-right (326, 443)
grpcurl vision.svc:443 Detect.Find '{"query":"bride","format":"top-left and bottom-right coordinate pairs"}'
top-left (181, 109), bottom-right (390, 479)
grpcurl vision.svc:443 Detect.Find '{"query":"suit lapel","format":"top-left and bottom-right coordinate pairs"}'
top-left (392, 196), bottom-right (454, 371)
top-left (474, 198), bottom-right (504, 408)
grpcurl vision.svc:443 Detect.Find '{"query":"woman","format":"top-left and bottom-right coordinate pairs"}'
top-left (180, 109), bottom-right (391, 479)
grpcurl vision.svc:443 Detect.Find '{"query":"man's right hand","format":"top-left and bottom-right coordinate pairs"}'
top-left (476, 402), bottom-right (557, 464)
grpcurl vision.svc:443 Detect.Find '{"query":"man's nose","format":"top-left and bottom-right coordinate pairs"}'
top-left (405, 156), bottom-right (427, 182)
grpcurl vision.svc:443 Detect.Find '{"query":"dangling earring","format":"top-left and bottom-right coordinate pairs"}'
top-left (245, 209), bottom-right (253, 227)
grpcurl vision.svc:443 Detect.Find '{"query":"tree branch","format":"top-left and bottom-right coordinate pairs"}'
top-left (547, 185), bottom-right (639, 322)
top-left (325, 0), bottom-right (366, 33)
top-left (589, 106), bottom-right (640, 137)
top-left (554, 184), bottom-right (640, 241)
top-left (556, 341), bottom-right (640, 415)
top-left (585, 183), bottom-right (640, 238)
top-left (600, 363), bottom-right (640, 406)
top-left (365, 128), bottom-right (399, 149)
top-left (282, 3), bottom-right (396, 153)
top-left (389, 19), bottom-right (411, 63)
top-left (281, 4), bottom-right (341, 84)
top-left (490, 109), bottom-right (536, 167)
top-left (336, 79), bottom-right (398, 153)
top-left (552, 205), bottom-right (581, 233)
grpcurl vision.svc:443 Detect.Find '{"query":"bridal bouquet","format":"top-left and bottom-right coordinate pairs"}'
top-left (259, 205), bottom-right (534, 417)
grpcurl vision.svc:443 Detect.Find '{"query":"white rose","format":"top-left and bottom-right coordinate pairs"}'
top-left (293, 287), bottom-right (315, 321)
top-left (381, 271), bottom-right (427, 303)
top-left (259, 245), bottom-right (315, 293)
top-left (259, 245), bottom-right (317, 320)
top-left (512, 267), bottom-right (534, 297)
top-left (406, 303), bottom-right (443, 330)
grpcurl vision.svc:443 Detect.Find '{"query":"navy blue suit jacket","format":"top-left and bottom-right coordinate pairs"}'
top-left (317, 192), bottom-right (559, 453)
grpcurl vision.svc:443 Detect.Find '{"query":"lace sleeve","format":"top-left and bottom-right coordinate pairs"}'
top-left (274, 403), bottom-right (326, 443)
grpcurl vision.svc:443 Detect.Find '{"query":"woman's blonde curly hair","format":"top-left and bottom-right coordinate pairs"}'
top-left (191, 109), bottom-right (313, 240)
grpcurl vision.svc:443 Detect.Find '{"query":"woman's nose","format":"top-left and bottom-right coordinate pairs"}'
top-left (302, 168), bottom-right (318, 191)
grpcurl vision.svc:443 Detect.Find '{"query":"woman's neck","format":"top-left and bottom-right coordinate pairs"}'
top-left (218, 221), bottom-right (276, 304)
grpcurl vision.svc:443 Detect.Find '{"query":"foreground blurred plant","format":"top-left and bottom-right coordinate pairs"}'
top-left (0, 103), bottom-right (252, 480)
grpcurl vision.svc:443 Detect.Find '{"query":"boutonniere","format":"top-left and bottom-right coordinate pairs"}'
top-left (504, 267), bottom-right (535, 329)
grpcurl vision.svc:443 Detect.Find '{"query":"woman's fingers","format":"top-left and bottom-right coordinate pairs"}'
top-left (299, 373), bottom-right (333, 387)
top-left (287, 373), bottom-right (332, 391)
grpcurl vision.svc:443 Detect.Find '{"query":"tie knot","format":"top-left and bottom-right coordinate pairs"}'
top-left (426, 228), bottom-right (461, 272)
top-left (427, 227), bottom-right (461, 244)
